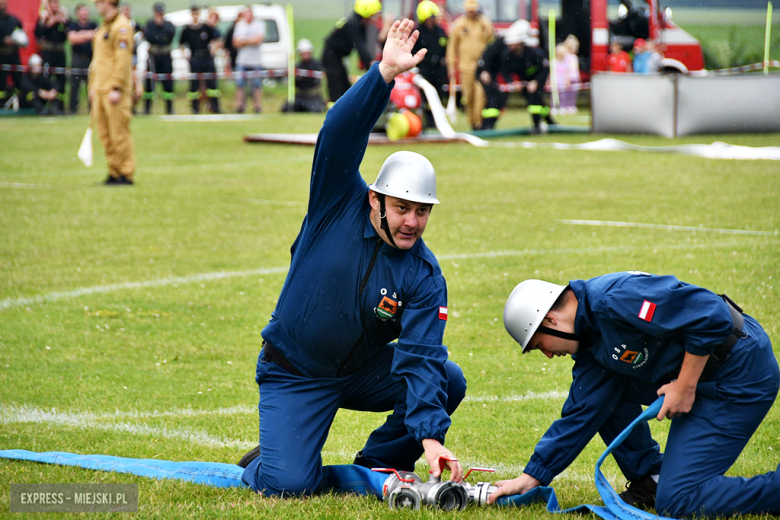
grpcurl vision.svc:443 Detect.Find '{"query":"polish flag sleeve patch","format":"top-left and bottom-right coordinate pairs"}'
top-left (438, 307), bottom-right (448, 321)
top-left (638, 300), bottom-right (657, 322)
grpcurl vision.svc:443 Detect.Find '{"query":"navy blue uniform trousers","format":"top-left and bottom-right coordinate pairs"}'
top-left (598, 315), bottom-right (780, 517)
top-left (242, 343), bottom-right (466, 496)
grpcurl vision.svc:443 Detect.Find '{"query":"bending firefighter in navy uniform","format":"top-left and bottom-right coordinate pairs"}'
top-left (476, 19), bottom-right (554, 132)
top-left (494, 272), bottom-right (780, 517)
top-left (239, 20), bottom-right (466, 496)
top-left (142, 2), bottom-right (176, 114)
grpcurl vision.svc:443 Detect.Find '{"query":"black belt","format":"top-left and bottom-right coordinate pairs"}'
top-left (699, 294), bottom-right (745, 381)
top-left (39, 42), bottom-right (65, 52)
top-left (262, 340), bottom-right (304, 377)
top-left (149, 45), bottom-right (171, 55)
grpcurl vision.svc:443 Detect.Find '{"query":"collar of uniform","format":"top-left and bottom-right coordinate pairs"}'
top-left (570, 279), bottom-right (595, 337)
top-left (362, 203), bottom-right (379, 239)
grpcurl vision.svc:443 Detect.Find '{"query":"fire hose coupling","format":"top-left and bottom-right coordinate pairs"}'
top-left (372, 459), bottom-right (497, 511)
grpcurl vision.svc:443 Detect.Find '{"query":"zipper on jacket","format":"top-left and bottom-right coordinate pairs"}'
top-left (336, 238), bottom-right (383, 377)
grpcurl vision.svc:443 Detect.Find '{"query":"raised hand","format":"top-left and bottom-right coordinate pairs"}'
top-left (378, 19), bottom-right (427, 83)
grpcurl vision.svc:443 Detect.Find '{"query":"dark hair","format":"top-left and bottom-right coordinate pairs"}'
top-left (76, 3), bottom-right (87, 10)
top-left (549, 286), bottom-right (572, 312)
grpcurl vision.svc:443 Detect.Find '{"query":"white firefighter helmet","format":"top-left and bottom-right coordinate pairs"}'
top-left (297, 38), bottom-right (314, 54)
top-left (369, 151), bottom-right (439, 205)
top-left (28, 54), bottom-right (43, 67)
top-left (503, 19), bottom-right (531, 45)
top-left (503, 279), bottom-right (568, 352)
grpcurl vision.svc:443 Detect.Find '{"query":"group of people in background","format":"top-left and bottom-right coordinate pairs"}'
top-left (0, 0), bottom-right (668, 124)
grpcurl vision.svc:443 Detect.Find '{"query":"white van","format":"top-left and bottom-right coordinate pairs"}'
top-left (136, 4), bottom-right (291, 81)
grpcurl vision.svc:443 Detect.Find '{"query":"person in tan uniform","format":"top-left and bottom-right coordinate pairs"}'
top-left (446, 0), bottom-right (493, 130)
top-left (89, 0), bottom-right (135, 185)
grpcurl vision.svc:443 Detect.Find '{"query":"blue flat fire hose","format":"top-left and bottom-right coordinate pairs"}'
top-left (0, 397), bottom-right (670, 519)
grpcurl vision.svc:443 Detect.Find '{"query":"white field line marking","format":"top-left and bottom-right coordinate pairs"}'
top-left (560, 219), bottom-right (780, 237)
top-left (463, 390), bottom-right (569, 402)
top-left (1, 405), bottom-right (255, 450)
top-left (230, 197), bottom-right (305, 206)
top-left (0, 266), bottom-right (288, 310)
top-left (0, 241), bottom-right (742, 312)
top-left (0, 182), bottom-right (92, 190)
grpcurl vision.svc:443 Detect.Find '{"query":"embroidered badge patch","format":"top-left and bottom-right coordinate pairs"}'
top-left (375, 296), bottom-right (398, 321)
top-left (438, 307), bottom-right (448, 321)
top-left (638, 300), bottom-right (656, 322)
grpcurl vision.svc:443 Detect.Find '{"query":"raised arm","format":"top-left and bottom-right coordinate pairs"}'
top-left (308, 19), bottom-right (426, 214)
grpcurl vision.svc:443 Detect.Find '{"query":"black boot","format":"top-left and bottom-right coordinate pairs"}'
top-left (165, 99), bottom-right (173, 114)
top-left (619, 475), bottom-right (657, 509)
top-left (237, 445), bottom-right (261, 468)
top-left (480, 117), bottom-right (497, 130)
top-left (210, 97), bottom-right (220, 114)
top-left (144, 98), bottom-right (152, 115)
top-left (352, 450), bottom-right (372, 469)
top-left (191, 99), bottom-right (200, 114)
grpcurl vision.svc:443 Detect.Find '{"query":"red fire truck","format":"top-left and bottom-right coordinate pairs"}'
top-left (396, 0), bottom-right (704, 76)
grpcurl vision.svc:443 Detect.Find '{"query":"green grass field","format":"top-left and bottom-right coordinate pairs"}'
top-left (1, 105), bottom-right (779, 519)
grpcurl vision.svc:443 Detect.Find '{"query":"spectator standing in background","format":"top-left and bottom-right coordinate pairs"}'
top-left (412, 0), bottom-right (448, 129)
top-left (0, 0), bottom-right (26, 104)
top-left (181, 5), bottom-right (221, 113)
top-left (66, 3), bottom-right (97, 115)
top-left (20, 53), bottom-right (58, 114)
top-left (446, 0), bottom-right (493, 130)
top-left (233, 5), bottom-right (264, 114)
top-left (89, 0), bottom-right (135, 185)
top-left (608, 39), bottom-right (632, 72)
top-left (322, 0), bottom-right (381, 104)
top-left (142, 2), bottom-right (176, 115)
top-left (562, 34), bottom-right (579, 113)
top-left (223, 9), bottom-right (243, 73)
top-left (281, 38), bottom-right (326, 113)
top-left (632, 38), bottom-right (661, 74)
top-left (551, 44), bottom-right (569, 116)
top-left (35, 0), bottom-right (69, 114)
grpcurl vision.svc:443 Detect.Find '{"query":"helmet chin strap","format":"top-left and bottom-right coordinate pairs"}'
top-left (377, 193), bottom-right (398, 248)
top-left (537, 325), bottom-right (579, 342)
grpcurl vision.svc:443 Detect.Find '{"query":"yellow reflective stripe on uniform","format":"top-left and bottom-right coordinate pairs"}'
top-left (161, 91), bottom-right (175, 100)
top-left (26, 92), bottom-right (34, 101)
top-left (142, 92), bottom-right (154, 100)
top-left (482, 107), bottom-right (500, 118)
top-left (206, 88), bottom-right (221, 98)
top-left (527, 105), bottom-right (550, 116)
top-left (0, 90), bottom-right (6, 97)
top-left (186, 91), bottom-right (200, 100)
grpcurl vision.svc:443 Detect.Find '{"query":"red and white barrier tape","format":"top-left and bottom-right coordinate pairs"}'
top-left (0, 64), bottom-right (324, 81)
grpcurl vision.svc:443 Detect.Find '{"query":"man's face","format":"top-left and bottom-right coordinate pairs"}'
top-left (300, 50), bottom-right (312, 61)
top-left (508, 42), bottom-right (524, 54)
top-left (190, 9), bottom-right (199, 23)
top-left (369, 192), bottom-right (431, 250)
top-left (50, 0), bottom-right (60, 12)
top-left (526, 325), bottom-right (580, 358)
top-left (0, 0), bottom-right (7, 15)
top-left (244, 8), bottom-right (253, 23)
top-left (424, 17), bottom-right (436, 29)
top-left (121, 5), bottom-right (131, 17)
top-left (95, 0), bottom-right (108, 17)
top-left (78, 6), bottom-right (89, 22)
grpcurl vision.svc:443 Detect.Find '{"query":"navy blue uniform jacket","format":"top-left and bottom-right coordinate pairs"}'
top-left (261, 63), bottom-right (452, 443)
top-left (525, 272), bottom-right (738, 485)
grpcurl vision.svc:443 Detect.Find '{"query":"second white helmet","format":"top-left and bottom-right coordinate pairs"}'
top-left (369, 151), bottom-right (439, 205)
top-left (503, 19), bottom-right (532, 45)
top-left (503, 280), bottom-right (568, 352)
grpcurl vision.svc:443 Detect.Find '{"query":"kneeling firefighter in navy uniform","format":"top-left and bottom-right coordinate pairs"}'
top-left (493, 271), bottom-right (780, 517)
top-left (238, 19), bottom-right (467, 496)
